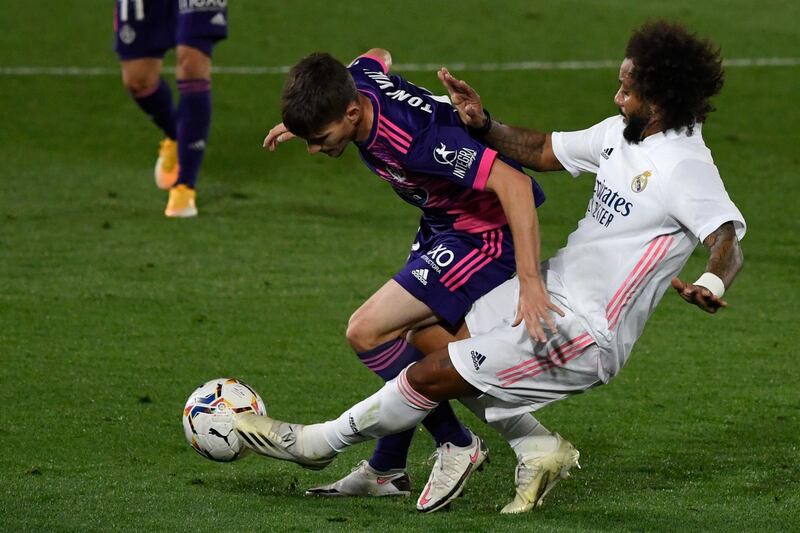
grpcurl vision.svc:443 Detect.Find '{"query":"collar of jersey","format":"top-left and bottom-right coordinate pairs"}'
top-left (639, 122), bottom-right (703, 149)
top-left (355, 89), bottom-right (381, 149)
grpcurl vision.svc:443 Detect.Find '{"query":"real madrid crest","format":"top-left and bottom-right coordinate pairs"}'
top-left (631, 170), bottom-right (651, 193)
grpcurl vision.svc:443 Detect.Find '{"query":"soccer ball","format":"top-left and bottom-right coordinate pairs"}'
top-left (182, 377), bottom-right (266, 462)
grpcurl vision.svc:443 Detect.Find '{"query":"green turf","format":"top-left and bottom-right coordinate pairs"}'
top-left (1, 1), bottom-right (799, 531)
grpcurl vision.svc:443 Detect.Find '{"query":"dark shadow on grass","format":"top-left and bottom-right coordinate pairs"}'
top-left (198, 471), bottom-right (302, 497)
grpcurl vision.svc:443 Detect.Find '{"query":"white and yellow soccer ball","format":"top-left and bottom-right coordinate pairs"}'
top-left (182, 378), bottom-right (266, 462)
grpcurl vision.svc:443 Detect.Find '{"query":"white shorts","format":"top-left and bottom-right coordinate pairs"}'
top-left (449, 277), bottom-right (604, 422)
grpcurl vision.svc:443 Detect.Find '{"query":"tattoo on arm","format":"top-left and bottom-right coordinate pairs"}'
top-left (702, 221), bottom-right (744, 288)
top-left (485, 123), bottom-right (548, 170)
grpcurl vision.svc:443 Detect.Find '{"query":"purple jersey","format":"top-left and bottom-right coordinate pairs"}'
top-left (350, 55), bottom-right (545, 234)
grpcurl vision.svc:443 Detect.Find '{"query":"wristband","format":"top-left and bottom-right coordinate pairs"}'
top-left (693, 272), bottom-right (725, 298)
top-left (468, 108), bottom-right (492, 137)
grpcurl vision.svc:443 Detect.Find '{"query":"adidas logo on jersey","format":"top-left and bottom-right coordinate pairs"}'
top-left (412, 269), bottom-right (428, 285)
top-left (601, 147), bottom-right (614, 160)
top-left (471, 350), bottom-right (486, 370)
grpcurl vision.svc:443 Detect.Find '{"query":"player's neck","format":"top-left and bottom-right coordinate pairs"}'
top-left (354, 93), bottom-right (374, 143)
top-left (642, 122), bottom-right (664, 139)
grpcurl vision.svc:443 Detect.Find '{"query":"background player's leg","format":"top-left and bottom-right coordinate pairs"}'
top-left (346, 280), bottom-right (473, 472)
top-left (114, 0), bottom-right (179, 193)
top-left (174, 45), bottom-right (211, 191)
top-left (163, 45), bottom-right (211, 217)
top-left (120, 58), bottom-right (177, 140)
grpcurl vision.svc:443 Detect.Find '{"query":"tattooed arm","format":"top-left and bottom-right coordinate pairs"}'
top-left (671, 221), bottom-right (744, 313)
top-left (482, 124), bottom-right (563, 171)
top-left (437, 67), bottom-right (563, 171)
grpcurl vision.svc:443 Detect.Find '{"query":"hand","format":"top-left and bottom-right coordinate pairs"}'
top-left (262, 122), bottom-right (296, 151)
top-left (671, 277), bottom-right (728, 314)
top-left (437, 67), bottom-right (486, 129)
top-left (512, 277), bottom-right (565, 343)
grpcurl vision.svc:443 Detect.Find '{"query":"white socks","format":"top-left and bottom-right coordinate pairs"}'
top-left (458, 396), bottom-right (558, 457)
top-left (304, 368), bottom-right (437, 454)
top-left (300, 371), bottom-right (559, 460)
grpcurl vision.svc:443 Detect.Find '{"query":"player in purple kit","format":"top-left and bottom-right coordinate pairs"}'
top-left (114, 0), bottom-right (228, 217)
top-left (263, 49), bottom-right (563, 512)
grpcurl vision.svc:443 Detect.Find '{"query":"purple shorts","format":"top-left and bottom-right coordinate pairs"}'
top-left (394, 222), bottom-right (516, 326)
top-left (114, 0), bottom-right (228, 60)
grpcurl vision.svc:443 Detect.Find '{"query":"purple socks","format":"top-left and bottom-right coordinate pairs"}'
top-left (357, 338), bottom-right (472, 471)
top-left (131, 77), bottom-right (177, 140)
top-left (176, 78), bottom-right (211, 189)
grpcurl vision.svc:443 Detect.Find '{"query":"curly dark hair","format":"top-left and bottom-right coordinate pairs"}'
top-left (281, 53), bottom-right (357, 138)
top-left (625, 21), bottom-right (724, 134)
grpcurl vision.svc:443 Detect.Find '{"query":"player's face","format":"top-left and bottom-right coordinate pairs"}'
top-left (304, 118), bottom-right (356, 158)
top-left (614, 58), bottom-right (652, 144)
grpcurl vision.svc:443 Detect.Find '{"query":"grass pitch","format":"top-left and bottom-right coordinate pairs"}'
top-left (1, 1), bottom-right (799, 531)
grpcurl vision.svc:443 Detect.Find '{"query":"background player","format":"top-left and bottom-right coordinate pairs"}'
top-left (262, 49), bottom-right (562, 511)
top-left (239, 21), bottom-right (746, 514)
top-left (114, 0), bottom-right (227, 217)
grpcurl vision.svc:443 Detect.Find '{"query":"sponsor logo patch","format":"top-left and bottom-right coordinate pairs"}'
top-left (180, 0), bottom-right (228, 13)
top-left (433, 143), bottom-right (478, 179)
top-left (433, 143), bottom-right (457, 165)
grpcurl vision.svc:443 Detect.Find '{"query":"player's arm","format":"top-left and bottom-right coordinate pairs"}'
top-left (671, 221), bottom-right (744, 313)
top-left (263, 122), bottom-right (296, 151)
top-left (484, 160), bottom-right (564, 341)
top-left (437, 68), bottom-right (563, 171)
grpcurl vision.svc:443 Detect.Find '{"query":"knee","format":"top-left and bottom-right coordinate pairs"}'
top-left (346, 311), bottom-right (379, 353)
top-left (406, 359), bottom-right (440, 399)
top-left (122, 70), bottom-right (159, 97)
top-left (176, 46), bottom-right (211, 80)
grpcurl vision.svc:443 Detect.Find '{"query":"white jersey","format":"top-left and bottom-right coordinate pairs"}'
top-left (548, 115), bottom-right (746, 379)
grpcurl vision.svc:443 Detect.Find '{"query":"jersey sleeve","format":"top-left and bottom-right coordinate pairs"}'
top-left (402, 124), bottom-right (498, 191)
top-left (348, 55), bottom-right (388, 75)
top-left (664, 159), bottom-right (747, 242)
top-left (551, 116), bottom-right (617, 177)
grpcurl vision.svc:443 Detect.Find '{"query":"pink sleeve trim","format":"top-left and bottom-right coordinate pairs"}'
top-left (359, 54), bottom-right (389, 74)
top-left (473, 149), bottom-right (498, 191)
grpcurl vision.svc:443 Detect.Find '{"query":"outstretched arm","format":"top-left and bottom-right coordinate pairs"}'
top-left (437, 68), bottom-right (563, 172)
top-left (485, 160), bottom-right (564, 342)
top-left (671, 221), bottom-right (744, 313)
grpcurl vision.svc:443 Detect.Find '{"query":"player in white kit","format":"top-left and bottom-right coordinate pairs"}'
top-left (234, 20), bottom-right (746, 514)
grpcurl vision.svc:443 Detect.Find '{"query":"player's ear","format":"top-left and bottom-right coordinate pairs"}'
top-left (345, 101), bottom-right (361, 125)
top-left (647, 101), bottom-right (661, 121)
